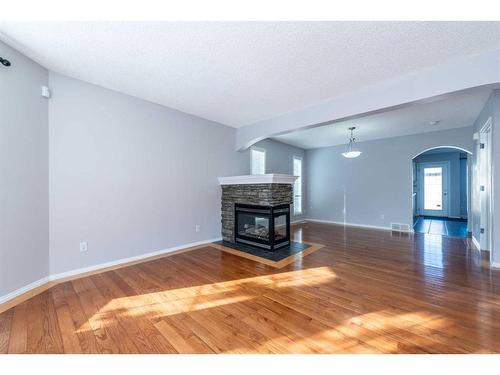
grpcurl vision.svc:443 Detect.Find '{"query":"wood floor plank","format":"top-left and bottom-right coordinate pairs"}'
top-left (89, 273), bottom-right (157, 353)
top-left (42, 291), bottom-right (64, 353)
top-left (7, 301), bottom-right (28, 353)
top-left (0, 308), bottom-right (13, 353)
top-left (51, 285), bottom-right (83, 353)
top-left (1, 222), bottom-right (500, 353)
top-left (70, 278), bottom-right (125, 354)
top-left (154, 318), bottom-right (208, 354)
top-left (26, 293), bottom-right (45, 353)
top-left (92, 272), bottom-right (178, 353)
top-left (60, 282), bottom-right (101, 353)
top-left (79, 275), bottom-right (146, 354)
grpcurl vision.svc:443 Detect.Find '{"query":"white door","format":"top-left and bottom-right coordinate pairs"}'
top-left (479, 119), bottom-right (492, 251)
top-left (293, 156), bottom-right (303, 215)
top-left (417, 162), bottom-right (450, 217)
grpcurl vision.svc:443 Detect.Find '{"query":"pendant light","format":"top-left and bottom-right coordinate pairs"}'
top-left (342, 127), bottom-right (362, 158)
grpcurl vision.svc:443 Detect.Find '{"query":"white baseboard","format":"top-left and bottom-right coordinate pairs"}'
top-left (491, 262), bottom-right (500, 269)
top-left (0, 237), bottom-right (221, 307)
top-left (0, 276), bottom-right (51, 305)
top-left (50, 237), bottom-right (222, 282)
top-left (471, 236), bottom-right (481, 250)
top-left (305, 218), bottom-right (413, 233)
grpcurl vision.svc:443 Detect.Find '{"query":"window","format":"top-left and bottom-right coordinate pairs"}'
top-left (293, 156), bottom-right (302, 215)
top-left (251, 148), bottom-right (266, 175)
top-left (424, 167), bottom-right (443, 210)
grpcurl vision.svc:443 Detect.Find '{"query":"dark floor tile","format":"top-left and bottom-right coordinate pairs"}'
top-left (413, 218), bottom-right (431, 234)
top-left (445, 221), bottom-right (468, 238)
top-left (429, 220), bottom-right (448, 236)
top-left (413, 216), bottom-right (468, 238)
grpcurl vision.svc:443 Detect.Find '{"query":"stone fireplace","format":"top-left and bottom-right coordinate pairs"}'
top-left (218, 174), bottom-right (297, 251)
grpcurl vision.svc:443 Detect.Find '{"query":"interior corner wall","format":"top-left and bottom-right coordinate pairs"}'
top-left (305, 127), bottom-right (473, 229)
top-left (240, 138), bottom-right (306, 221)
top-left (48, 72), bottom-right (243, 276)
top-left (0, 41), bottom-right (49, 296)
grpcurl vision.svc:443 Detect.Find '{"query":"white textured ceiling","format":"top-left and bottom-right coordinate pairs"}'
top-left (272, 88), bottom-right (491, 149)
top-left (1, 22), bottom-right (500, 127)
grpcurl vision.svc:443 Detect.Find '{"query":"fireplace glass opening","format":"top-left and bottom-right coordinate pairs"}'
top-left (237, 212), bottom-right (270, 241)
top-left (234, 203), bottom-right (290, 251)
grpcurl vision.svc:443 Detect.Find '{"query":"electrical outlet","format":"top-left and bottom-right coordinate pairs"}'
top-left (380, 214), bottom-right (385, 220)
top-left (79, 241), bottom-right (88, 253)
top-left (195, 225), bottom-right (201, 233)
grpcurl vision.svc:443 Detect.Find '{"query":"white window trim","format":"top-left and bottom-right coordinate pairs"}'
top-left (293, 155), bottom-right (303, 216)
top-left (250, 147), bottom-right (266, 175)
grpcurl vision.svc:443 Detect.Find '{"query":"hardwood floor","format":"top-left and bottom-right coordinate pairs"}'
top-left (1, 222), bottom-right (500, 354)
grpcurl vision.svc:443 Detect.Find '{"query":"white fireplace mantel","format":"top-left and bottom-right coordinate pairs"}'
top-left (218, 174), bottom-right (297, 185)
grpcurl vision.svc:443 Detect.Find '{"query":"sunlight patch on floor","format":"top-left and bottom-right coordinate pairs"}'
top-left (76, 266), bottom-right (337, 332)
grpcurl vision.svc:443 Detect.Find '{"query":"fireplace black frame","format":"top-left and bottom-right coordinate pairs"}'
top-left (234, 203), bottom-right (290, 251)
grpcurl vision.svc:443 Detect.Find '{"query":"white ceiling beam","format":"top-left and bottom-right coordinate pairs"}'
top-left (236, 48), bottom-right (500, 150)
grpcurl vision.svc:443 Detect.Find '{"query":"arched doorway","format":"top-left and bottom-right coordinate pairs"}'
top-left (412, 146), bottom-right (472, 238)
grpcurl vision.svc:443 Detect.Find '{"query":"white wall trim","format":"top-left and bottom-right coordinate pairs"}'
top-left (218, 173), bottom-right (297, 185)
top-left (0, 276), bottom-right (51, 305)
top-left (491, 262), bottom-right (500, 269)
top-left (0, 237), bottom-right (221, 307)
top-left (305, 218), bottom-right (413, 233)
top-left (472, 236), bottom-right (481, 251)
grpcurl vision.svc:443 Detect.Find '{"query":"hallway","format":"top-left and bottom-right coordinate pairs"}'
top-left (413, 216), bottom-right (468, 238)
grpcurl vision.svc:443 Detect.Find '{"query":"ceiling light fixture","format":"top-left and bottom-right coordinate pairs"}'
top-left (342, 127), bottom-right (362, 158)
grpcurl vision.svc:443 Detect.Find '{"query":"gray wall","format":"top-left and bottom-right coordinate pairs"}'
top-left (0, 41), bottom-right (49, 296)
top-left (241, 138), bottom-right (306, 221)
top-left (49, 72), bottom-right (243, 275)
top-left (306, 127), bottom-right (473, 229)
top-left (413, 151), bottom-right (468, 219)
top-left (0, 59), bottom-right (303, 294)
top-left (471, 90), bottom-right (500, 264)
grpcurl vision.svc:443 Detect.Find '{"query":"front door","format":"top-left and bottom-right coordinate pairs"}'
top-left (417, 162), bottom-right (450, 217)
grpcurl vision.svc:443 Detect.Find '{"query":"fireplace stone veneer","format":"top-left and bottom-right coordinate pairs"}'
top-left (218, 174), bottom-right (296, 245)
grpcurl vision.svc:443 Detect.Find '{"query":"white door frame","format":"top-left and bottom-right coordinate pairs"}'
top-left (416, 161), bottom-right (451, 217)
top-left (478, 117), bottom-right (493, 253)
